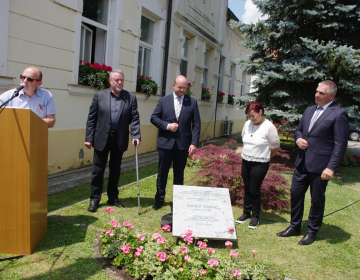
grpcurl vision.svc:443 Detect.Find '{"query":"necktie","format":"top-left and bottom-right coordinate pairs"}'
top-left (175, 96), bottom-right (181, 120)
top-left (308, 106), bottom-right (323, 132)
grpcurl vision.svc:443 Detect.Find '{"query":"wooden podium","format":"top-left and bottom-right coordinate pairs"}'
top-left (0, 108), bottom-right (48, 255)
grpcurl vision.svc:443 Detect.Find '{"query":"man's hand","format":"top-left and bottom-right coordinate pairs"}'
top-left (132, 139), bottom-right (141, 148)
top-left (85, 141), bottom-right (93, 149)
top-left (321, 168), bottom-right (334, 181)
top-left (168, 123), bottom-right (179, 132)
top-left (297, 138), bottom-right (309, 150)
top-left (188, 144), bottom-right (197, 156)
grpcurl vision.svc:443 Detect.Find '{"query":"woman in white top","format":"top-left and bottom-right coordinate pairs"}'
top-left (236, 101), bottom-right (280, 229)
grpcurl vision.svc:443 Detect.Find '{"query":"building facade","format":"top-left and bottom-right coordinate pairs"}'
top-left (0, 0), bottom-right (251, 174)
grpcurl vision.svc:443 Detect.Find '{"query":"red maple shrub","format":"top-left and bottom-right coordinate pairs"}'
top-left (189, 139), bottom-right (292, 211)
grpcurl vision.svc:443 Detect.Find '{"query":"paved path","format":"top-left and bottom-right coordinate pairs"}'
top-left (47, 133), bottom-right (242, 195)
top-left (347, 140), bottom-right (360, 156)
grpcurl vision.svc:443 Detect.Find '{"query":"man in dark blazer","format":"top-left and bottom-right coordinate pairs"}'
top-left (150, 75), bottom-right (201, 209)
top-left (277, 80), bottom-right (348, 245)
top-left (85, 69), bottom-right (141, 212)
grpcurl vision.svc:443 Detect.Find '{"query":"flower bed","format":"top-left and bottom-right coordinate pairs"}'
top-left (136, 75), bottom-right (158, 99)
top-left (100, 216), bottom-right (273, 279)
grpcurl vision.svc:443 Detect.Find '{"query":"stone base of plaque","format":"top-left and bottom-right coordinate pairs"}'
top-left (172, 185), bottom-right (237, 240)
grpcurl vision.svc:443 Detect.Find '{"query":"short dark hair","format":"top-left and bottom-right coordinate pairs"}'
top-left (245, 101), bottom-right (264, 115)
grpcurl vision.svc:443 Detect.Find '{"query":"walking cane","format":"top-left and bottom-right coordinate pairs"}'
top-left (134, 140), bottom-right (141, 215)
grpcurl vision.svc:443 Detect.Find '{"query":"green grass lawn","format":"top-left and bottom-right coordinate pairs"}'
top-left (1, 152), bottom-right (360, 279)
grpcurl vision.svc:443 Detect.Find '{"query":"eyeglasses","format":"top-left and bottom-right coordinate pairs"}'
top-left (20, 75), bottom-right (41, 83)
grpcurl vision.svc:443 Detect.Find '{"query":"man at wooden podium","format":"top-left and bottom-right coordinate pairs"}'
top-left (0, 67), bottom-right (56, 128)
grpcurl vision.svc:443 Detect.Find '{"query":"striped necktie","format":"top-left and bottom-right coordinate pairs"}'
top-left (308, 106), bottom-right (323, 132)
top-left (175, 96), bottom-right (181, 120)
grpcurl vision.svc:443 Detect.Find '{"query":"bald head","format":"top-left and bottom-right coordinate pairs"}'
top-left (173, 75), bottom-right (188, 97)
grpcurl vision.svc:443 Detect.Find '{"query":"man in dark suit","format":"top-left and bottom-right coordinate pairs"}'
top-left (85, 69), bottom-right (141, 212)
top-left (277, 80), bottom-right (348, 245)
top-left (150, 75), bottom-right (201, 209)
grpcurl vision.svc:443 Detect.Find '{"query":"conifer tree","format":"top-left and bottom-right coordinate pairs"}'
top-left (230, 0), bottom-right (360, 121)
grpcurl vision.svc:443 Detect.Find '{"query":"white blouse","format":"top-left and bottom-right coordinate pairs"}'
top-left (241, 119), bottom-right (280, 163)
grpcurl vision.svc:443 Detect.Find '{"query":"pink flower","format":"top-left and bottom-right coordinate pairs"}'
top-left (94, 238), bottom-right (98, 242)
top-left (184, 236), bottom-right (193, 244)
top-left (207, 247), bottom-right (215, 255)
top-left (137, 246), bottom-right (144, 252)
top-left (161, 225), bottom-right (171, 232)
top-left (227, 227), bottom-right (234, 234)
top-left (137, 234), bottom-right (145, 241)
top-left (207, 258), bottom-right (219, 267)
top-left (200, 269), bottom-right (206, 275)
top-left (156, 251), bottom-right (168, 262)
top-left (197, 241), bottom-right (207, 249)
top-left (225, 241), bottom-right (233, 249)
top-left (184, 255), bottom-right (191, 262)
top-left (123, 221), bottom-right (133, 229)
top-left (179, 247), bottom-right (188, 255)
top-left (109, 220), bottom-right (120, 228)
top-left (220, 159), bottom-right (224, 162)
top-left (252, 250), bottom-right (257, 257)
top-left (121, 245), bottom-right (131, 254)
top-left (229, 250), bottom-right (239, 258)
top-left (105, 207), bottom-right (114, 213)
top-left (85, 61), bottom-right (91, 66)
top-left (134, 251), bottom-right (141, 257)
top-left (180, 230), bottom-right (193, 238)
top-left (231, 270), bottom-right (242, 278)
top-left (105, 230), bottom-right (114, 236)
top-left (152, 233), bottom-right (162, 240)
top-left (141, 75), bottom-right (144, 78)
top-left (157, 237), bottom-right (166, 244)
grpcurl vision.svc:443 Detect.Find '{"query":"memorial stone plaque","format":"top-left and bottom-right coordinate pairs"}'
top-left (172, 185), bottom-right (237, 240)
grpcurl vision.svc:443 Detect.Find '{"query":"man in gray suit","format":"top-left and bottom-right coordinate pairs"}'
top-left (85, 69), bottom-right (141, 212)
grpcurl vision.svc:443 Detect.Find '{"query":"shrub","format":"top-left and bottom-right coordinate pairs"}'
top-left (189, 140), bottom-right (292, 211)
top-left (228, 94), bottom-right (236, 105)
top-left (201, 87), bottom-right (211, 100)
top-left (136, 74), bottom-right (158, 99)
top-left (217, 91), bottom-right (225, 103)
top-left (186, 82), bottom-right (194, 96)
top-left (78, 60), bottom-right (112, 90)
top-left (342, 155), bottom-right (360, 167)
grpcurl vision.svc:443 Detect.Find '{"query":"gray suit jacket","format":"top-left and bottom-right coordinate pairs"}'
top-left (85, 88), bottom-right (141, 152)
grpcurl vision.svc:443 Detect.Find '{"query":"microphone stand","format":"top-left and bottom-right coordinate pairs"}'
top-left (0, 89), bottom-right (21, 114)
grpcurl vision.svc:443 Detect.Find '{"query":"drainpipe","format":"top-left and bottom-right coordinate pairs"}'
top-left (162, 0), bottom-right (173, 96)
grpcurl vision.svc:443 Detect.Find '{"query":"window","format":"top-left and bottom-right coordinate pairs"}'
top-left (138, 16), bottom-right (155, 77)
top-left (203, 49), bottom-right (210, 88)
top-left (228, 64), bottom-right (235, 104)
top-left (79, 0), bottom-right (109, 64)
top-left (180, 37), bottom-right (190, 77)
top-left (241, 72), bottom-right (247, 96)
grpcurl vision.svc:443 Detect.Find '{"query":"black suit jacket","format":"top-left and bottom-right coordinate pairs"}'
top-left (85, 88), bottom-right (141, 152)
top-left (150, 94), bottom-right (201, 150)
top-left (294, 103), bottom-right (348, 173)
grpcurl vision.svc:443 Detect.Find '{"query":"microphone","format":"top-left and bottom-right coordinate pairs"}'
top-left (134, 140), bottom-right (137, 146)
top-left (13, 83), bottom-right (26, 97)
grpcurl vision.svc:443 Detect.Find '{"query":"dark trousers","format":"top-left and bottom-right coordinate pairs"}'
top-left (90, 134), bottom-right (124, 202)
top-left (241, 159), bottom-right (269, 217)
top-left (155, 142), bottom-right (188, 204)
top-left (290, 160), bottom-right (328, 234)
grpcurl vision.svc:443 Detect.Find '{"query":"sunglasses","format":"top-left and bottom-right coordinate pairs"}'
top-left (20, 75), bottom-right (41, 83)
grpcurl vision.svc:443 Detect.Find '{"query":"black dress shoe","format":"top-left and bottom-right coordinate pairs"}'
top-left (107, 199), bottom-right (125, 208)
top-left (298, 233), bottom-right (315, 245)
top-left (88, 200), bottom-right (99, 212)
top-left (277, 226), bottom-right (301, 237)
top-left (153, 202), bottom-right (163, 210)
